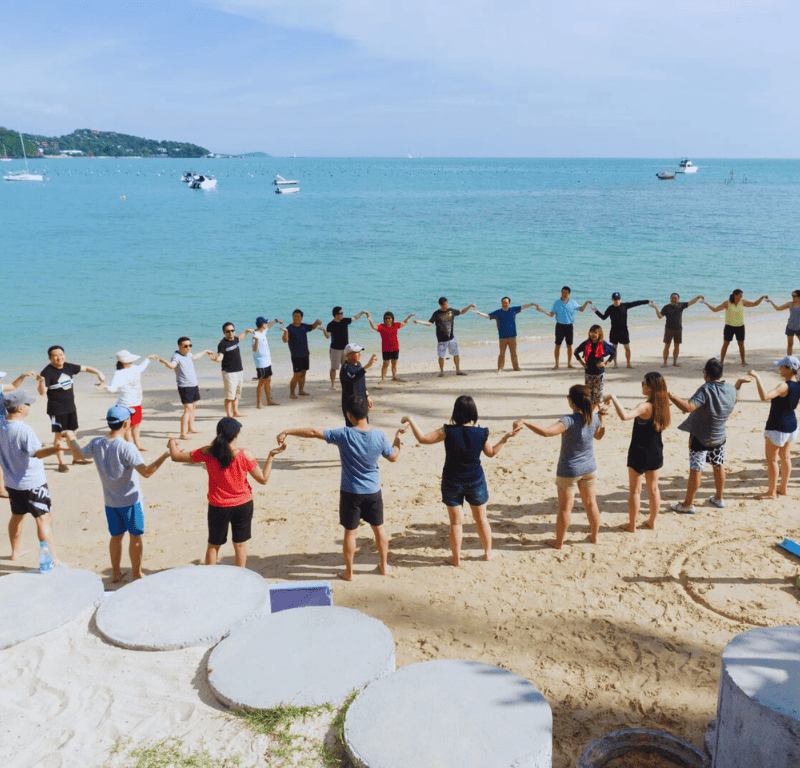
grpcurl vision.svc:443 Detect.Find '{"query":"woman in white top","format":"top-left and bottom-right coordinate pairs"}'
top-left (703, 289), bottom-right (767, 366)
top-left (105, 350), bottom-right (159, 450)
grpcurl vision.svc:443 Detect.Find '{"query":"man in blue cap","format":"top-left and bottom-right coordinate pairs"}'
top-left (74, 405), bottom-right (170, 582)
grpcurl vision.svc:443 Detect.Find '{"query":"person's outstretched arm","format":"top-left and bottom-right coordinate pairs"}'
top-left (277, 427), bottom-right (326, 443)
top-left (167, 438), bottom-right (194, 462)
top-left (135, 451), bottom-right (171, 478)
top-left (743, 295), bottom-right (768, 307)
top-left (512, 418), bottom-right (565, 437)
top-left (400, 416), bottom-right (444, 445)
top-left (703, 299), bottom-right (727, 312)
top-left (365, 312), bottom-right (379, 332)
top-left (687, 295), bottom-right (704, 306)
top-left (482, 429), bottom-right (516, 457)
top-left (768, 299), bottom-right (791, 311)
top-left (247, 444), bottom-right (286, 484)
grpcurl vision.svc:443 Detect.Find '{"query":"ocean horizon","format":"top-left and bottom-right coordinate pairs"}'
top-left (4, 156), bottom-right (798, 373)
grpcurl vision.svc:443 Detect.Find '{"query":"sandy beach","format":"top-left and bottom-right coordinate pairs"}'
top-left (1, 314), bottom-right (799, 767)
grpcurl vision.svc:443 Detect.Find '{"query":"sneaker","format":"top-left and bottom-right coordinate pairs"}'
top-left (670, 501), bottom-right (696, 514)
top-left (708, 496), bottom-right (725, 509)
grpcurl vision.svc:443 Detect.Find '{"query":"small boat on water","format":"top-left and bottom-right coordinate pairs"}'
top-left (3, 129), bottom-right (42, 181)
top-left (273, 173), bottom-right (299, 194)
top-left (656, 171), bottom-right (676, 180)
top-left (676, 158), bottom-right (698, 173)
top-left (188, 174), bottom-right (217, 190)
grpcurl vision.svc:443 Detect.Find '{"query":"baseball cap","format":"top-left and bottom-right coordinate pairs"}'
top-left (344, 343), bottom-right (364, 354)
top-left (774, 355), bottom-right (800, 371)
top-left (4, 389), bottom-right (36, 407)
top-left (256, 316), bottom-right (268, 327)
top-left (611, 292), bottom-right (621, 300)
top-left (116, 350), bottom-right (141, 364)
top-left (107, 405), bottom-right (135, 426)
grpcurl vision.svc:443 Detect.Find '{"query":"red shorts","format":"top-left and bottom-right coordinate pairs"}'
top-left (130, 405), bottom-right (143, 426)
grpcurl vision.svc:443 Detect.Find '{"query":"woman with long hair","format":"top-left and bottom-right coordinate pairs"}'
top-left (514, 384), bottom-right (606, 549)
top-left (401, 395), bottom-right (515, 566)
top-left (606, 372), bottom-right (671, 532)
top-left (574, 324), bottom-right (616, 404)
top-left (703, 289), bottom-right (767, 365)
top-left (767, 290), bottom-right (800, 355)
top-left (745, 357), bottom-right (800, 499)
top-left (168, 417), bottom-right (284, 567)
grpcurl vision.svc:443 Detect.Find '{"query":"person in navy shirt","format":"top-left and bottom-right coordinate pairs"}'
top-left (473, 296), bottom-right (536, 373)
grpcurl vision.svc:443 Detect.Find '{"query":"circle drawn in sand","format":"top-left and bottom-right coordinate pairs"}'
top-left (673, 536), bottom-right (799, 626)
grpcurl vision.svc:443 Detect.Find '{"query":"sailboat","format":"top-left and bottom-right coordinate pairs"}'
top-left (3, 130), bottom-right (43, 181)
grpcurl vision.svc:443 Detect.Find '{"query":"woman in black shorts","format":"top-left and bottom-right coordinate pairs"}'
top-left (168, 417), bottom-right (284, 567)
top-left (401, 396), bottom-right (515, 566)
top-left (606, 372), bottom-right (671, 532)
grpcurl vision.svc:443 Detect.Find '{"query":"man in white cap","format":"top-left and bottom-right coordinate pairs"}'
top-left (74, 405), bottom-right (171, 582)
top-left (340, 343), bottom-right (377, 426)
top-left (0, 368), bottom-right (39, 498)
top-left (0, 390), bottom-right (67, 560)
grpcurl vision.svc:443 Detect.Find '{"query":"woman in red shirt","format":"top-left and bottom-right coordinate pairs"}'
top-left (365, 311), bottom-right (416, 383)
top-left (168, 417), bottom-right (284, 567)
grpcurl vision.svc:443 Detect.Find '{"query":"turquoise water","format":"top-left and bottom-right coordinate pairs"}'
top-left (3, 157), bottom-right (799, 371)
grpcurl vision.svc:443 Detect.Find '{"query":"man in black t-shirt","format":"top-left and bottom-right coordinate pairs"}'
top-left (210, 322), bottom-right (250, 417)
top-left (339, 344), bottom-right (378, 426)
top-left (327, 306), bottom-right (367, 390)
top-left (37, 345), bottom-right (105, 472)
top-left (414, 296), bottom-right (476, 377)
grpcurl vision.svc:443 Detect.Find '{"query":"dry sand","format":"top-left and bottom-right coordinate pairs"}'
top-left (1, 315), bottom-right (799, 767)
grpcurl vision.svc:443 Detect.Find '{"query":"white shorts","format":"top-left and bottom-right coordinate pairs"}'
top-left (437, 339), bottom-right (459, 358)
top-left (222, 370), bottom-right (243, 400)
top-left (765, 429), bottom-right (797, 448)
top-left (330, 349), bottom-right (346, 370)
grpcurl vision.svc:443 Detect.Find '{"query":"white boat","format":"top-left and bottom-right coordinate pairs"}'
top-left (3, 130), bottom-right (42, 181)
top-left (188, 174), bottom-right (217, 190)
top-left (273, 173), bottom-right (299, 193)
top-left (677, 158), bottom-right (698, 174)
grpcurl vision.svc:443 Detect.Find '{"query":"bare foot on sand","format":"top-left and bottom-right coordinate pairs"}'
top-left (619, 524), bottom-right (637, 533)
top-left (484, 551), bottom-right (497, 561)
top-left (337, 572), bottom-right (353, 582)
top-left (438, 372), bottom-right (445, 378)
top-left (290, 393), bottom-right (298, 399)
top-left (179, 434), bottom-right (189, 440)
top-left (136, 446), bottom-right (148, 452)
top-left (393, 377), bottom-right (405, 382)
top-left (299, 391), bottom-right (310, 396)
top-left (456, 371), bottom-right (467, 376)
top-left (375, 565), bottom-right (392, 576)
top-left (188, 428), bottom-right (201, 434)
top-left (111, 570), bottom-right (129, 583)
top-left (642, 520), bottom-right (656, 530)
top-left (72, 458), bottom-right (91, 466)
top-left (445, 556), bottom-right (461, 567)
top-left (267, 401), bottom-right (280, 406)
top-left (546, 540), bottom-right (563, 550)
top-left (9, 548), bottom-right (34, 561)
top-left (756, 493), bottom-right (777, 500)
top-left (233, 412), bottom-right (244, 418)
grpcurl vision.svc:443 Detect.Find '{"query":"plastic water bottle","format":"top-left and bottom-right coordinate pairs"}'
top-left (39, 541), bottom-right (54, 573)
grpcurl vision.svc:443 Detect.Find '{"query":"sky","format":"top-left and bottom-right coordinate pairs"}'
top-left (2, 0), bottom-right (798, 157)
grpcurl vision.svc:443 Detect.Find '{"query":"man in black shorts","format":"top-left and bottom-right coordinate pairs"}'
top-left (277, 395), bottom-right (405, 580)
top-left (38, 345), bottom-right (105, 473)
top-left (282, 309), bottom-right (325, 399)
top-left (0, 390), bottom-right (69, 560)
top-left (591, 292), bottom-right (651, 368)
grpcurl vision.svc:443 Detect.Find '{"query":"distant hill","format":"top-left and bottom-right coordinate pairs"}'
top-left (0, 127), bottom-right (210, 158)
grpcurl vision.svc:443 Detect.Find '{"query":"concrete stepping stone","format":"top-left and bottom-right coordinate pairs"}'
top-left (344, 659), bottom-right (552, 768)
top-left (0, 568), bottom-right (104, 649)
top-left (95, 565), bottom-right (269, 650)
top-left (712, 625), bottom-right (800, 767)
top-left (207, 606), bottom-right (394, 709)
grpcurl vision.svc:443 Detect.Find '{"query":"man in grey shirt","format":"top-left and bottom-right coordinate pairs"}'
top-left (75, 405), bottom-right (170, 581)
top-left (668, 358), bottom-right (749, 513)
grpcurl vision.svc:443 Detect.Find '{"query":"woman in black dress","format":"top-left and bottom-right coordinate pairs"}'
top-left (606, 372), bottom-right (671, 532)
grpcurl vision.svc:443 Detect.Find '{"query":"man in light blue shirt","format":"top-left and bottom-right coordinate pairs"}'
top-left (534, 286), bottom-right (592, 369)
top-left (75, 405), bottom-right (170, 582)
top-left (277, 395), bottom-right (405, 581)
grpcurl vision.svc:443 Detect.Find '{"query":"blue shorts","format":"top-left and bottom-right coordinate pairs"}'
top-left (441, 475), bottom-right (489, 507)
top-left (105, 502), bottom-right (145, 536)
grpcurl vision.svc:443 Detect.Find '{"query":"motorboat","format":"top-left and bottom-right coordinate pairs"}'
top-left (656, 171), bottom-right (675, 180)
top-left (188, 174), bottom-right (217, 190)
top-left (273, 173), bottom-right (299, 193)
top-left (676, 158), bottom-right (698, 173)
top-left (181, 171), bottom-right (194, 183)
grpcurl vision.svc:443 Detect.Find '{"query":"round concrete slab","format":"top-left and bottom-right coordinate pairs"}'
top-left (207, 606), bottom-right (395, 709)
top-left (0, 568), bottom-right (104, 650)
top-left (345, 659), bottom-right (552, 768)
top-left (95, 565), bottom-right (269, 650)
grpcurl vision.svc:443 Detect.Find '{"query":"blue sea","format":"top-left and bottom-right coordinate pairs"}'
top-left (3, 157), bottom-right (799, 372)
